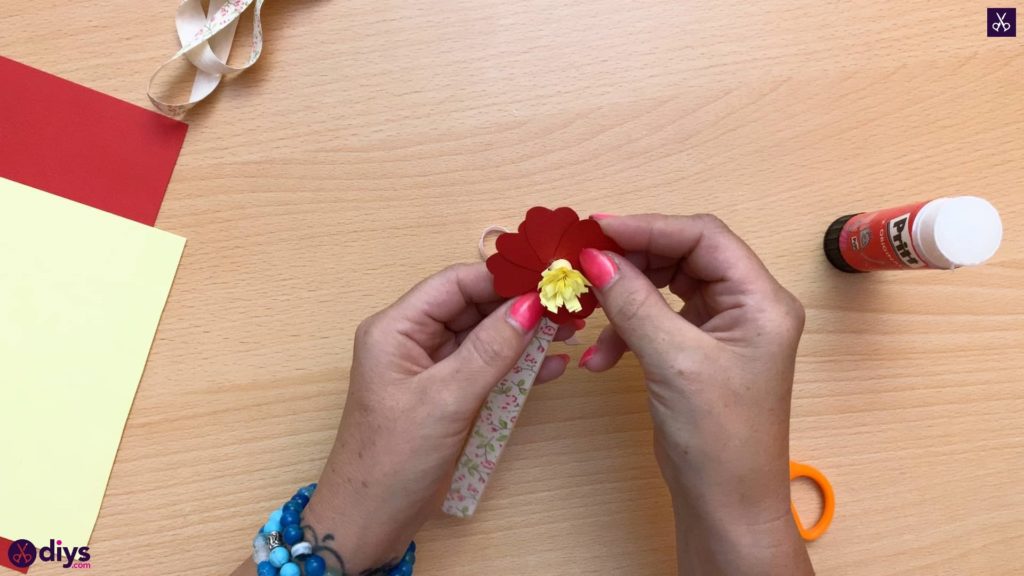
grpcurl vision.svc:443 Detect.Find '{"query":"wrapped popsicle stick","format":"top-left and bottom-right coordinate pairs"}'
top-left (442, 317), bottom-right (558, 517)
top-left (444, 207), bottom-right (622, 517)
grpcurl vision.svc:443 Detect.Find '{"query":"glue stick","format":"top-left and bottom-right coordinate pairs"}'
top-left (823, 196), bottom-right (1002, 272)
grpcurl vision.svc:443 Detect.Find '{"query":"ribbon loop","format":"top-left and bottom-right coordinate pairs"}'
top-left (148, 0), bottom-right (266, 116)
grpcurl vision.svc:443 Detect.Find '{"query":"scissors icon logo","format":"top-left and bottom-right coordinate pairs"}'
top-left (993, 12), bottom-right (1011, 31)
top-left (988, 8), bottom-right (1016, 36)
top-left (6, 539), bottom-right (37, 568)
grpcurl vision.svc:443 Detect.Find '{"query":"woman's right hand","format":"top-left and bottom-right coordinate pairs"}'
top-left (578, 214), bottom-right (813, 575)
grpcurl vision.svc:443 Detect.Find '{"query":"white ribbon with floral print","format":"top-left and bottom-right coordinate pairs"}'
top-left (443, 317), bottom-right (557, 517)
top-left (148, 0), bottom-right (265, 116)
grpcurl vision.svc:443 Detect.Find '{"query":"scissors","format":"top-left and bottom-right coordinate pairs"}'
top-left (789, 460), bottom-right (835, 541)
top-left (993, 12), bottom-right (1011, 33)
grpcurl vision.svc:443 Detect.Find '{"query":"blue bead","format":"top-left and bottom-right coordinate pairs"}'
top-left (268, 508), bottom-right (283, 523)
top-left (263, 518), bottom-right (282, 534)
top-left (282, 524), bottom-right (304, 546)
top-left (279, 562), bottom-right (300, 576)
top-left (281, 509), bottom-right (301, 528)
top-left (408, 541), bottom-right (416, 554)
top-left (282, 501), bottom-right (303, 516)
top-left (304, 554), bottom-right (326, 576)
top-left (290, 493), bottom-right (310, 508)
top-left (256, 560), bottom-right (278, 576)
top-left (387, 562), bottom-right (413, 576)
top-left (269, 546), bottom-right (290, 568)
top-left (299, 484), bottom-right (317, 497)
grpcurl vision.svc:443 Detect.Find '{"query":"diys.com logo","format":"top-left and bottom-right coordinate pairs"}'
top-left (5, 538), bottom-right (91, 570)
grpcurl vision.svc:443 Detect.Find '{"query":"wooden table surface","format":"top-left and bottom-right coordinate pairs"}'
top-left (4, 1), bottom-right (1022, 574)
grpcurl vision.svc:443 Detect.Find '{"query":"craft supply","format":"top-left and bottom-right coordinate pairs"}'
top-left (443, 318), bottom-right (558, 517)
top-left (789, 460), bottom-right (835, 541)
top-left (444, 207), bottom-right (623, 517)
top-left (0, 178), bottom-right (186, 546)
top-left (824, 196), bottom-right (1002, 272)
top-left (148, 0), bottom-right (265, 116)
top-left (0, 56), bottom-right (187, 226)
top-left (477, 226), bottom-right (510, 261)
top-left (487, 207), bottom-right (623, 324)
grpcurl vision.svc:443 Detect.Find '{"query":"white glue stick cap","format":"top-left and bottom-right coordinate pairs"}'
top-left (912, 196), bottom-right (1002, 269)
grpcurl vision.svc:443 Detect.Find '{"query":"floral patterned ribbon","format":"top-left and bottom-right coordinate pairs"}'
top-left (148, 0), bottom-right (265, 116)
top-left (443, 318), bottom-right (557, 517)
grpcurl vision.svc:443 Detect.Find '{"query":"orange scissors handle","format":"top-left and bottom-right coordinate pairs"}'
top-left (789, 460), bottom-right (835, 541)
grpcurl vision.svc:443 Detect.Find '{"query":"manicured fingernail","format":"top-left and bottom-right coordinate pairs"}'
top-left (579, 248), bottom-right (618, 289)
top-left (578, 345), bottom-right (597, 368)
top-left (508, 292), bottom-right (542, 332)
top-left (553, 353), bottom-right (571, 365)
top-left (571, 318), bottom-right (586, 331)
top-left (590, 213), bottom-right (615, 221)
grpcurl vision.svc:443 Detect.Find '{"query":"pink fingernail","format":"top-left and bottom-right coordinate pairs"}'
top-left (571, 318), bottom-right (586, 331)
top-left (553, 353), bottom-right (571, 365)
top-left (578, 345), bottom-right (597, 368)
top-left (580, 248), bottom-right (618, 289)
top-left (508, 293), bottom-right (542, 332)
top-left (590, 213), bottom-right (615, 221)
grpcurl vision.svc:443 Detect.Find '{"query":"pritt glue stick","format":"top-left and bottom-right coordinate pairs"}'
top-left (824, 196), bottom-right (1002, 272)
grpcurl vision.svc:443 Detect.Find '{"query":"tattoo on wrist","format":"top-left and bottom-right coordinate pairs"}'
top-left (302, 525), bottom-right (401, 576)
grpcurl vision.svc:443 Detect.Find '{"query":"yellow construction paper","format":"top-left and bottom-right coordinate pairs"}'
top-left (0, 178), bottom-right (185, 546)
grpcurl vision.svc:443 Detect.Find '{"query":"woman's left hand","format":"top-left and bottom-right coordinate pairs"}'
top-left (301, 263), bottom-right (576, 573)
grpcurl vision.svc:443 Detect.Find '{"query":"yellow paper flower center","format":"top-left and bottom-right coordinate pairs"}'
top-left (537, 259), bottom-right (591, 314)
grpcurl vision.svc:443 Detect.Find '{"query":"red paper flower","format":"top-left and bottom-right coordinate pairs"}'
top-left (487, 207), bottom-right (624, 324)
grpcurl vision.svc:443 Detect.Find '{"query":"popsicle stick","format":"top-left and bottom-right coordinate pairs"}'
top-left (443, 317), bottom-right (558, 517)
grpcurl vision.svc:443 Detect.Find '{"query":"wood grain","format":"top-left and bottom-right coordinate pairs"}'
top-left (3, 1), bottom-right (1022, 574)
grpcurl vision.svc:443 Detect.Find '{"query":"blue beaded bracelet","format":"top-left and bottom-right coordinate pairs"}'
top-left (252, 483), bottom-right (416, 576)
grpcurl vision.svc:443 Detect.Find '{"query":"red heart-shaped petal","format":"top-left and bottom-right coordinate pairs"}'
top-left (487, 253), bottom-right (540, 298)
top-left (495, 231), bottom-right (545, 271)
top-left (522, 207), bottom-right (579, 265)
top-left (553, 218), bottom-right (624, 268)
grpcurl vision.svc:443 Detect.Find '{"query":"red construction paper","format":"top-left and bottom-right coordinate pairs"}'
top-left (486, 207), bottom-right (623, 324)
top-left (0, 56), bottom-right (187, 226)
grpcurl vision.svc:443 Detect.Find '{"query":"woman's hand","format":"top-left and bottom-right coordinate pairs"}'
top-left (300, 263), bottom-right (576, 573)
top-left (579, 214), bottom-right (812, 575)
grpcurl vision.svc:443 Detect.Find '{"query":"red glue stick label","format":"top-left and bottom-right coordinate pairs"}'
top-left (838, 200), bottom-right (932, 271)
